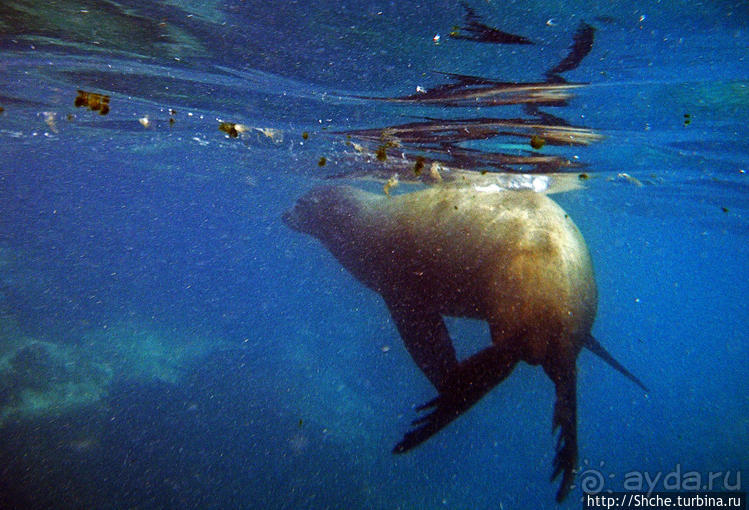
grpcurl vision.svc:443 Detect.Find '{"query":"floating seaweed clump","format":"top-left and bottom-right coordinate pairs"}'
top-left (219, 121), bottom-right (247, 138)
top-left (413, 156), bottom-right (426, 176)
top-left (74, 90), bottom-right (110, 115)
top-left (530, 135), bottom-right (546, 149)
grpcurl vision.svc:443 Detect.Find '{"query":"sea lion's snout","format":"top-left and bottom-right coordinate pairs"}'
top-left (283, 187), bottom-right (342, 234)
top-left (282, 190), bottom-right (328, 233)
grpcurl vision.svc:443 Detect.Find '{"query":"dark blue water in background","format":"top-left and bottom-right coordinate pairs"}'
top-left (0, 1), bottom-right (746, 508)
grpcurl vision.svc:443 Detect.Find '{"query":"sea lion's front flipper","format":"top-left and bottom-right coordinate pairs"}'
top-left (544, 357), bottom-right (578, 502)
top-left (385, 298), bottom-right (458, 392)
top-left (393, 344), bottom-right (519, 453)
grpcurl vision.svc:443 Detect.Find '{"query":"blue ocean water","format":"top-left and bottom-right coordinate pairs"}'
top-left (0, 1), bottom-right (746, 508)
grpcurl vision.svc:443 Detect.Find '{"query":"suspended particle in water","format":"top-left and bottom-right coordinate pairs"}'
top-left (302, 131), bottom-right (309, 140)
top-left (530, 135), bottom-right (545, 149)
top-left (42, 111), bottom-right (58, 133)
top-left (219, 121), bottom-right (246, 138)
top-left (429, 162), bottom-right (443, 182)
top-left (615, 172), bottom-right (643, 186)
top-left (318, 156), bottom-right (327, 167)
top-left (413, 156), bottom-right (425, 176)
top-left (383, 174), bottom-right (399, 196)
top-left (376, 144), bottom-right (388, 161)
top-left (256, 127), bottom-right (283, 143)
top-left (74, 90), bottom-right (110, 115)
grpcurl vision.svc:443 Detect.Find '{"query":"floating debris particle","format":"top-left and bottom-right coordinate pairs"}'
top-left (683, 113), bottom-right (691, 126)
top-left (381, 345), bottom-right (390, 353)
top-left (66, 113), bottom-right (75, 121)
top-left (429, 162), bottom-right (443, 182)
top-left (0, 106), bottom-right (4, 114)
top-left (74, 90), bottom-right (110, 115)
top-left (42, 112), bottom-right (58, 133)
top-left (611, 172), bottom-right (643, 186)
top-left (318, 156), bottom-right (327, 167)
top-left (721, 207), bottom-right (729, 213)
top-left (376, 144), bottom-right (388, 161)
top-left (578, 173), bottom-right (589, 180)
top-left (530, 135), bottom-right (546, 149)
top-left (383, 174), bottom-right (399, 196)
top-left (138, 116), bottom-right (150, 128)
top-left (413, 156), bottom-right (426, 176)
top-left (219, 123), bottom-right (237, 137)
top-left (219, 122), bottom-right (247, 138)
top-left (302, 131), bottom-right (309, 140)
top-left (256, 127), bottom-right (283, 143)
top-left (375, 133), bottom-right (400, 162)
top-left (416, 85), bottom-right (427, 94)
top-left (433, 34), bottom-right (441, 44)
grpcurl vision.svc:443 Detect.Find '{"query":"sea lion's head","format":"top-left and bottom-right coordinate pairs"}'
top-left (282, 186), bottom-right (367, 242)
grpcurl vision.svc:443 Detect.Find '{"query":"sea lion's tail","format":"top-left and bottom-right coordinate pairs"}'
top-left (583, 334), bottom-right (649, 392)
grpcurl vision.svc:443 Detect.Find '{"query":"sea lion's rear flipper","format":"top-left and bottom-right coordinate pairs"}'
top-left (584, 334), bottom-right (649, 392)
top-left (385, 299), bottom-right (459, 392)
top-left (544, 357), bottom-right (578, 502)
top-left (393, 344), bottom-right (518, 453)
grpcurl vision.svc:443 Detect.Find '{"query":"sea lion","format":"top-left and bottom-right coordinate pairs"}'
top-left (282, 184), bottom-right (646, 501)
